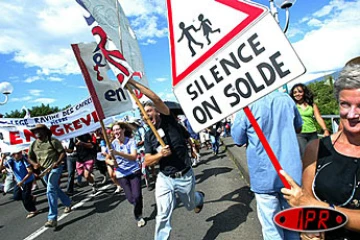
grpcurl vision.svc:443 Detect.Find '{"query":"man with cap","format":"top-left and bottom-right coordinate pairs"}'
top-left (28, 124), bottom-right (71, 229)
top-left (0, 150), bottom-right (38, 219)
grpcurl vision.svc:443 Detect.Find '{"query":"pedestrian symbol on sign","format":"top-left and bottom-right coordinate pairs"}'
top-left (197, 14), bottom-right (221, 45)
top-left (178, 22), bottom-right (204, 57)
top-left (178, 14), bottom-right (221, 57)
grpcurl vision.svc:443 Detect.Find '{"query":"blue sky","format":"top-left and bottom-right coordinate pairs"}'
top-left (0, 0), bottom-right (359, 116)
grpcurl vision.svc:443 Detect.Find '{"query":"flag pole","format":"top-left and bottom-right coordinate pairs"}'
top-left (115, 0), bottom-right (165, 147)
top-left (126, 84), bottom-right (166, 146)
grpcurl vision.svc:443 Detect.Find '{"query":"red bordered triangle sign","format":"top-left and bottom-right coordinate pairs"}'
top-left (167, 0), bottom-right (267, 87)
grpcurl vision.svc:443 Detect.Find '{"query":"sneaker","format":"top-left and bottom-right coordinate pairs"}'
top-left (194, 191), bottom-right (205, 214)
top-left (31, 184), bottom-right (38, 191)
top-left (137, 218), bottom-right (146, 228)
top-left (192, 159), bottom-right (197, 167)
top-left (26, 211), bottom-right (38, 219)
top-left (114, 186), bottom-right (122, 194)
top-left (64, 206), bottom-right (72, 214)
top-left (92, 185), bottom-right (97, 194)
top-left (44, 220), bottom-right (57, 228)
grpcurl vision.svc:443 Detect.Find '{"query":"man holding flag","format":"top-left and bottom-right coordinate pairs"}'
top-left (127, 79), bottom-right (205, 240)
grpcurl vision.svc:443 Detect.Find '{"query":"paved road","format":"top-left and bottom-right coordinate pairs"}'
top-left (0, 145), bottom-right (262, 240)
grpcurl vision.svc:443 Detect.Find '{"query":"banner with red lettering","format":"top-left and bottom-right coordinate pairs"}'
top-left (0, 98), bottom-right (114, 153)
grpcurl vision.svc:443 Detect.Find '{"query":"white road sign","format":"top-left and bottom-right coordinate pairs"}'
top-left (167, 0), bottom-right (306, 132)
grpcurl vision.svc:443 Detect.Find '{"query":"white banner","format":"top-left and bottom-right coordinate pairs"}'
top-left (0, 98), bottom-right (114, 153)
top-left (72, 42), bottom-right (134, 119)
top-left (0, 98), bottom-right (95, 127)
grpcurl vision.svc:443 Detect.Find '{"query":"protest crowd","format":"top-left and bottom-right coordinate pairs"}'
top-left (1, 58), bottom-right (360, 240)
top-left (0, 0), bottom-right (359, 238)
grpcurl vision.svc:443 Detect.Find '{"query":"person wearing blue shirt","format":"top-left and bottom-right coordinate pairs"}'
top-left (0, 150), bottom-right (38, 219)
top-left (231, 91), bottom-right (303, 240)
top-left (107, 121), bottom-right (146, 228)
top-left (184, 118), bottom-right (201, 166)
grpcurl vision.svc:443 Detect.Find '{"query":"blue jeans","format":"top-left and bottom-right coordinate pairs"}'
top-left (255, 192), bottom-right (300, 240)
top-left (43, 166), bottom-right (71, 221)
top-left (210, 135), bottom-right (220, 154)
top-left (154, 169), bottom-right (203, 240)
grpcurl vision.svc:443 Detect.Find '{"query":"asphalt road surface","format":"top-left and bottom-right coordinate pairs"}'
top-left (0, 146), bottom-right (262, 240)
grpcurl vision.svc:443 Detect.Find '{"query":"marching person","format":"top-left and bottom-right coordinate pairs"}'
top-left (106, 121), bottom-right (146, 228)
top-left (127, 79), bottom-right (204, 240)
top-left (75, 133), bottom-right (98, 194)
top-left (28, 124), bottom-right (71, 229)
top-left (63, 138), bottom-right (78, 196)
top-left (0, 150), bottom-right (38, 219)
top-left (207, 121), bottom-right (223, 156)
top-left (231, 91), bottom-right (303, 240)
top-left (128, 117), bottom-right (155, 191)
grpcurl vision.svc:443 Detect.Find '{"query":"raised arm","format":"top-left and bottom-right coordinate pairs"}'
top-left (127, 78), bottom-right (170, 115)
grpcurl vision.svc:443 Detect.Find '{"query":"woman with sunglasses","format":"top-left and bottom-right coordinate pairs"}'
top-left (281, 58), bottom-right (360, 240)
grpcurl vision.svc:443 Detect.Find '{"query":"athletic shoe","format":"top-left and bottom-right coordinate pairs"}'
top-left (64, 206), bottom-right (72, 214)
top-left (92, 185), bottom-right (97, 194)
top-left (31, 184), bottom-right (38, 191)
top-left (114, 186), bottom-right (122, 194)
top-left (194, 191), bottom-right (205, 214)
top-left (137, 218), bottom-right (146, 228)
top-left (44, 220), bottom-right (57, 228)
top-left (26, 211), bottom-right (38, 219)
top-left (192, 159), bottom-right (197, 167)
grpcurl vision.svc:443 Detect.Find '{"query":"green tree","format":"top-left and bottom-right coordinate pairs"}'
top-left (4, 104), bottom-right (71, 118)
top-left (307, 75), bottom-right (339, 133)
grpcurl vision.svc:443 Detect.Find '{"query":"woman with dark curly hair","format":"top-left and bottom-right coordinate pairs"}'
top-left (290, 83), bottom-right (330, 157)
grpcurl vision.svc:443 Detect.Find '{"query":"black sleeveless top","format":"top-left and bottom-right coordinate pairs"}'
top-left (313, 136), bottom-right (360, 239)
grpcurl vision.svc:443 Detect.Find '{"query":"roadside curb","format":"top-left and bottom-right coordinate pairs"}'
top-left (221, 137), bottom-right (250, 185)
